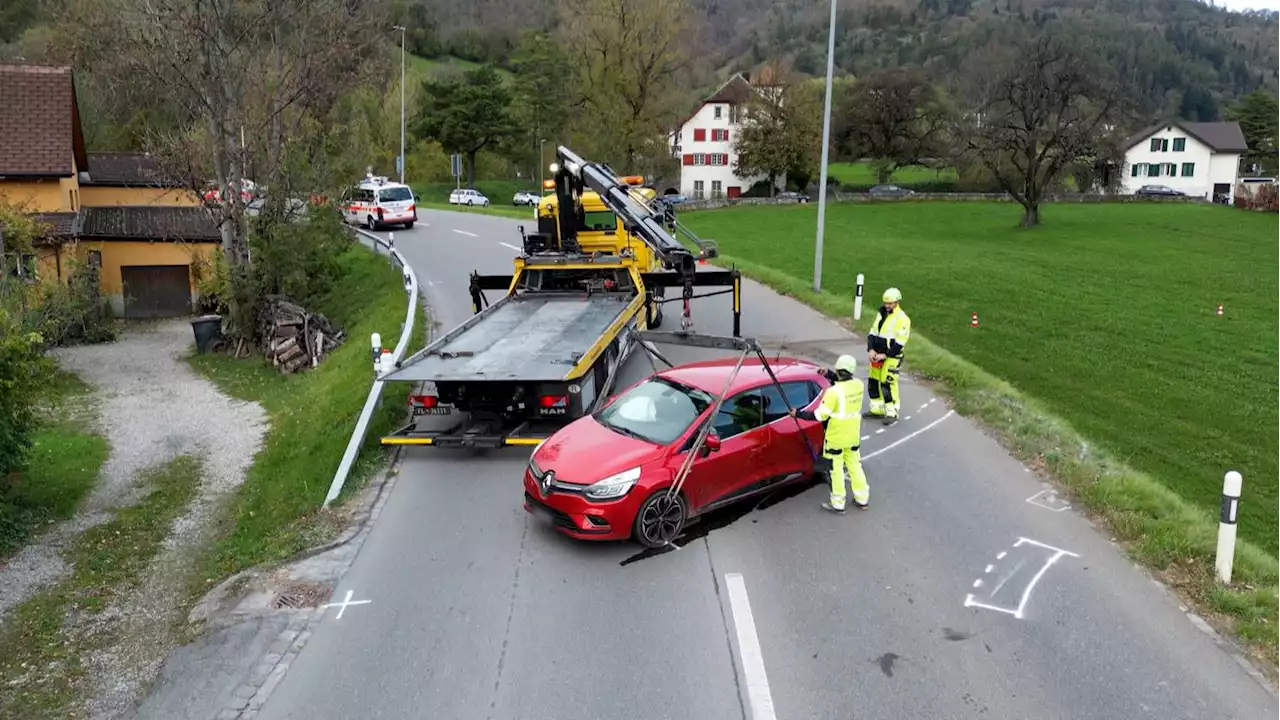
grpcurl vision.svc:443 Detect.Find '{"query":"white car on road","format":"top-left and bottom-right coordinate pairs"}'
top-left (512, 191), bottom-right (541, 206)
top-left (449, 188), bottom-right (490, 207)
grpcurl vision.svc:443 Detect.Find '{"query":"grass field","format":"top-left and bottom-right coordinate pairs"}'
top-left (681, 202), bottom-right (1279, 552)
top-left (827, 161), bottom-right (957, 186)
top-left (0, 370), bottom-right (107, 559)
top-left (189, 242), bottom-right (425, 580)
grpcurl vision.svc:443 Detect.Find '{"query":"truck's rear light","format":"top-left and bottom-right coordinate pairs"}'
top-left (410, 394), bottom-right (438, 408)
top-left (539, 395), bottom-right (567, 408)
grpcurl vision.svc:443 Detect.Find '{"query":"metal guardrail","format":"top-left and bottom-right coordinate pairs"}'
top-left (322, 227), bottom-right (419, 508)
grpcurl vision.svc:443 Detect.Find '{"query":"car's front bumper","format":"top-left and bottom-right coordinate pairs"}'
top-left (522, 469), bottom-right (630, 540)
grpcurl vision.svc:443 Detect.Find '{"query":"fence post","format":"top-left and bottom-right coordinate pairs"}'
top-left (1215, 470), bottom-right (1243, 584)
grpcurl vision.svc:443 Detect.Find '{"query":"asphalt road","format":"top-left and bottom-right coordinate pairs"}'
top-left (256, 207), bottom-right (1275, 719)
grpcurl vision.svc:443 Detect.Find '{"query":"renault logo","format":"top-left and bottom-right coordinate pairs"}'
top-left (540, 469), bottom-right (555, 496)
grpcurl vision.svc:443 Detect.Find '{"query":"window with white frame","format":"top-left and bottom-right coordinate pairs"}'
top-left (693, 180), bottom-right (705, 199)
top-left (711, 181), bottom-right (723, 198)
top-left (713, 105), bottom-right (722, 119)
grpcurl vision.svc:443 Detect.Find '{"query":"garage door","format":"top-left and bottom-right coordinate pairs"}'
top-left (121, 265), bottom-right (192, 319)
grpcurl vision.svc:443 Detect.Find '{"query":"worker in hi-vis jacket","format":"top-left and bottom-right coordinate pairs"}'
top-left (865, 287), bottom-right (911, 425)
top-left (789, 354), bottom-right (870, 513)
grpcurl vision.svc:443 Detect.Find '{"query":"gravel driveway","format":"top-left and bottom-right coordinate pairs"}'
top-left (0, 319), bottom-right (268, 719)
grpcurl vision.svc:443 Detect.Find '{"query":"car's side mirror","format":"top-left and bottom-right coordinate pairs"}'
top-left (413, 193), bottom-right (420, 202)
top-left (700, 432), bottom-right (722, 456)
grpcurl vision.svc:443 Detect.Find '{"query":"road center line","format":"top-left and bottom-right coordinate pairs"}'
top-left (499, 241), bottom-right (522, 251)
top-left (452, 228), bottom-right (477, 237)
top-left (724, 573), bottom-right (777, 720)
top-left (862, 410), bottom-right (955, 461)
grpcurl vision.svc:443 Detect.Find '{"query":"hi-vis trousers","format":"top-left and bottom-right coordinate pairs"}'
top-left (823, 443), bottom-right (869, 509)
top-left (866, 357), bottom-right (902, 417)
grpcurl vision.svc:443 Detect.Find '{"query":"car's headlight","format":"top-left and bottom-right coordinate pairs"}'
top-left (584, 467), bottom-right (641, 500)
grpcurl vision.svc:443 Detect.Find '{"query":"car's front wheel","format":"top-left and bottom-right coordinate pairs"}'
top-left (632, 489), bottom-right (687, 548)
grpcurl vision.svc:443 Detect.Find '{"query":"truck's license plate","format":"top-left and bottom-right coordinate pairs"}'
top-left (413, 407), bottom-right (452, 416)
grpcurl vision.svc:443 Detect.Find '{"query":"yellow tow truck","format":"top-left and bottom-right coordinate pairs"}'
top-left (378, 146), bottom-right (742, 449)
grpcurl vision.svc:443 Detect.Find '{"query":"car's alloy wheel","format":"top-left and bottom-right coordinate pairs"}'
top-left (633, 490), bottom-right (686, 548)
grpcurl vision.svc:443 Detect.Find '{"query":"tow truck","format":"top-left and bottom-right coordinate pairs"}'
top-left (377, 146), bottom-right (744, 449)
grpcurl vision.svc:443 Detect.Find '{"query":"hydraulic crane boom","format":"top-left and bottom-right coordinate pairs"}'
top-left (551, 146), bottom-right (717, 277)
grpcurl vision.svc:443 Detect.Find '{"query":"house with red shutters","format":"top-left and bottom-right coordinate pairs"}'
top-left (668, 73), bottom-right (783, 200)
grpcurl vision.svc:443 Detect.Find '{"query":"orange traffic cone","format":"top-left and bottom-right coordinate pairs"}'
top-left (1216, 303), bottom-right (1224, 316)
top-left (970, 312), bottom-right (979, 328)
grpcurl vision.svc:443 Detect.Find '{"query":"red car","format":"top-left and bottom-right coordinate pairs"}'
top-left (522, 356), bottom-right (832, 547)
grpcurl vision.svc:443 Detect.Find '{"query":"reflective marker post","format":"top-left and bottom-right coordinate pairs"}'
top-left (1215, 470), bottom-right (1243, 584)
top-left (853, 273), bottom-right (864, 321)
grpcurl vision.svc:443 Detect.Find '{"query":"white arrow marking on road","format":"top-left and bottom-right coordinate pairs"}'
top-left (725, 573), bottom-right (776, 720)
top-left (500, 242), bottom-right (521, 251)
top-left (320, 589), bottom-right (371, 619)
top-left (452, 229), bottom-right (477, 237)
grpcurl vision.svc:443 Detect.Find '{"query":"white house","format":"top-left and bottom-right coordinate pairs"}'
top-left (1121, 120), bottom-right (1249, 203)
top-left (667, 73), bottom-right (783, 200)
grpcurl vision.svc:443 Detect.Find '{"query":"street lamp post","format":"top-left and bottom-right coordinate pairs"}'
top-left (812, 0), bottom-right (838, 293)
top-left (539, 138), bottom-right (547, 188)
top-left (393, 25), bottom-right (407, 185)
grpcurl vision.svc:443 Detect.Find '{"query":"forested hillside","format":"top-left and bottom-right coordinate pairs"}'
top-left (373, 0), bottom-right (1276, 120)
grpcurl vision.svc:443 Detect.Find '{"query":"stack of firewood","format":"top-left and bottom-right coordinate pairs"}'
top-left (259, 296), bottom-right (346, 374)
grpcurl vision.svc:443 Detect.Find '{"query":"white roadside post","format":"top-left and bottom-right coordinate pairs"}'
top-left (371, 332), bottom-right (382, 376)
top-left (1215, 470), bottom-right (1243, 584)
top-left (853, 273), bottom-right (865, 321)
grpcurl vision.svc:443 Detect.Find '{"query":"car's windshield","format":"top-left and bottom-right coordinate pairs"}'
top-left (380, 187), bottom-right (413, 202)
top-left (594, 376), bottom-right (713, 445)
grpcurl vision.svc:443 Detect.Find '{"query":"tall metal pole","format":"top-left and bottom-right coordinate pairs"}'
top-left (812, 0), bottom-right (838, 293)
top-left (394, 26), bottom-right (406, 185)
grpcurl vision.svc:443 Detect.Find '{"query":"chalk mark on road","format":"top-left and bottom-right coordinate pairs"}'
top-left (320, 589), bottom-right (371, 620)
top-left (452, 229), bottom-right (478, 237)
top-left (964, 537), bottom-right (1079, 620)
top-left (1026, 488), bottom-right (1072, 512)
top-left (725, 573), bottom-right (777, 720)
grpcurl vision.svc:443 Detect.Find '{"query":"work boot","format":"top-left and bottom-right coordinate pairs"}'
top-left (863, 410), bottom-right (884, 419)
top-left (852, 500), bottom-right (869, 511)
top-left (822, 501), bottom-right (847, 514)
top-left (882, 414), bottom-right (899, 426)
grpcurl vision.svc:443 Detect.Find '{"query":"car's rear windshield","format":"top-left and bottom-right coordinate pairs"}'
top-left (594, 376), bottom-right (713, 445)
top-left (380, 187), bottom-right (413, 202)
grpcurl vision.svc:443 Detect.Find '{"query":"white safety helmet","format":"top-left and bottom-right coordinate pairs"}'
top-left (882, 287), bottom-right (902, 304)
top-left (835, 354), bottom-right (858, 374)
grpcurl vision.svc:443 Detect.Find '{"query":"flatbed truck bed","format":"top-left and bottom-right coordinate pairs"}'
top-left (381, 291), bottom-right (634, 383)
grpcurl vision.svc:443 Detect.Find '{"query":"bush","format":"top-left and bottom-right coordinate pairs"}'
top-left (0, 303), bottom-right (52, 477)
top-left (25, 259), bottom-right (118, 346)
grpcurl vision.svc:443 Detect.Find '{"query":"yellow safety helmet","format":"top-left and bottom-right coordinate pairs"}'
top-left (882, 287), bottom-right (902, 303)
top-left (835, 354), bottom-right (858, 373)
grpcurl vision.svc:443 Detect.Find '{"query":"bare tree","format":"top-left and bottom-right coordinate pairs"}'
top-left (558, 0), bottom-right (693, 171)
top-left (55, 0), bottom-right (385, 264)
top-left (836, 67), bottom-right (952, 183)
top-left (954, 30), bottom-right (1129, 227)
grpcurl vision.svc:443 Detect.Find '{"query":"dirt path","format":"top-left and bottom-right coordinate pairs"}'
top-left (0, 320), bottom-right (268, 719)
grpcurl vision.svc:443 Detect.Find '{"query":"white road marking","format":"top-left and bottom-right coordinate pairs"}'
top-left (905, 415), bottom-right (912, 420)
top-left (972, 579), bottom-right (982, 588)
top-left (499, 242), bottom-right (522, 251)
top-left (997, 551), bottom-right (1007, 560)
top-left (918, 403), bottom-right (929, 411)
top-left (929, 397), bottom-right (937, 403)
top-left (724, 573), bottom-right (777, 720)
top-left (320, 589), bottom-right (371, 619)
top-left (1026, 489), bottom-right (1071, 512)
top-left (985, 564), bottom-right (994, 573)
top-left (964, 538), bottom-right (1079, 620)
top-left (875, 428), bottom-right (886, 434)
top-left (862, 410), bottom-right (954, 461)
top-left (452, 228), bottom-right (477, 237)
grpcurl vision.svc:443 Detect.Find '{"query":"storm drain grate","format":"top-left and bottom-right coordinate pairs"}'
top-left (272, 582), bottom-right (331, 609)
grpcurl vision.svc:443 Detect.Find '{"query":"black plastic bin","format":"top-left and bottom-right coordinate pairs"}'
top-left (191, 314), bottom-right (224, 354)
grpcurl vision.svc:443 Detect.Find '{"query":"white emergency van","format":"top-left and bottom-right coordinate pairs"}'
top-left (341, 174), bottom-right (419, 230)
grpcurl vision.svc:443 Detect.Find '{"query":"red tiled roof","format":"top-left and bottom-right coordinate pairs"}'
top-left (0, 63), bottom-right (88, 177)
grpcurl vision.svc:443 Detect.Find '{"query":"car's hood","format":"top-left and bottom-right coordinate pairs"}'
top-left (533, 416), bottom-right (664, 485)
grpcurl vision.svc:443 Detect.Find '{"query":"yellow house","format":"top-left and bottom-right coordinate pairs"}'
top-left (1, 62), bottom-right (221, 319)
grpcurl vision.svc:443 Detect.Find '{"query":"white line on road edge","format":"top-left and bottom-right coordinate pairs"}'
top-left (725, 573), bottom-right (777, 720)
top-left (862, 410), bottom-right (954, 461)
top-left (500, 241), bottom-right (521, 251)
top-left (453, 228), bottom-right (478, 237)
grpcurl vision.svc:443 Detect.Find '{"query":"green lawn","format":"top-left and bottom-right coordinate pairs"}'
top-left (828, 161), bottom-right (957, 187)
top-left (188, 243), bottom-right (426, 579)
top-left (405, 53), bottom-right (512, 81)
top-left (681, 202), bottom-right (1279, 553)
top-left (0, 370), bottom-right (107, 559)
